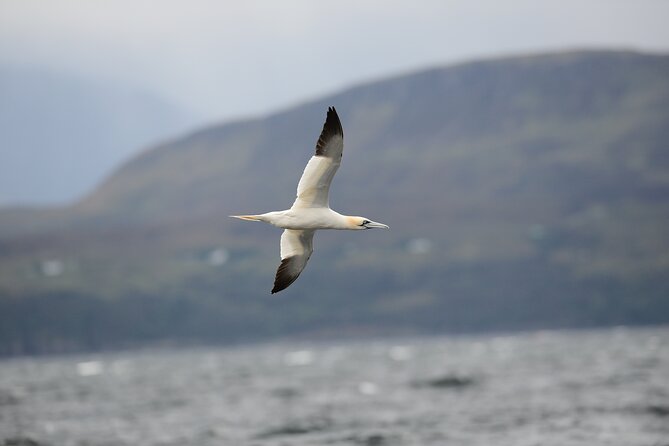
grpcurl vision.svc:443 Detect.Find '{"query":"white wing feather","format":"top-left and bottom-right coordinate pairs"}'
top-left (291, 107), bottom-right (344, 209)
top-left (280, 229), bottom-right (314, 259)
top-left (292, 154), bottom-right (341, 209)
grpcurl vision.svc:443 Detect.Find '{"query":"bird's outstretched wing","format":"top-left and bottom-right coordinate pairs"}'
top-left (292, 107), bottom-right (344, 209)
top-left (272, 229), bottom-right (315, 294)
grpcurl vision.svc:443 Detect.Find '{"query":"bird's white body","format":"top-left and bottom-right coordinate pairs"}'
top-left (232, 107), bottom-right (388, 293)
top-left (248, 209), bottom-right (359, 230)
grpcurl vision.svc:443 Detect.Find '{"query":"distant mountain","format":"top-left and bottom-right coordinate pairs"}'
top-left (0, 65), bottom-right (199, 206)
top-left (1, 50), bottom-right (668, 355)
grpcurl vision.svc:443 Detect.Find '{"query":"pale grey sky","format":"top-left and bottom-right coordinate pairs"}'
top-left (1, 0), bottom-right (669, 122)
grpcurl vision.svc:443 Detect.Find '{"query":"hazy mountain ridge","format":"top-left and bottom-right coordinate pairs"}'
top-left (84, 51), bottom-right (669, 217)
top-left (1, 50), bottom-right (668, 354)
top-left (0, 64), bottom-right (199, 206)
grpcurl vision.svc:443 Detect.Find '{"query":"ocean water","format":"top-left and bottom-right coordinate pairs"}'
top-left (1, 327), bottom-right (668, 446)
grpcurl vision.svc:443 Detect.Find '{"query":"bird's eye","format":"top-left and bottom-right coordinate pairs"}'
top-left (362, 220), bottom-right (370, 225)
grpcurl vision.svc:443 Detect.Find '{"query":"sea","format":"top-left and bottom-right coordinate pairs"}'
top-left (1, 326), bottom-right (668, 446)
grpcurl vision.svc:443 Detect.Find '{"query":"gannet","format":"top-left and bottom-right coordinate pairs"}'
top-left (232, 106), bottom-right (389, 293)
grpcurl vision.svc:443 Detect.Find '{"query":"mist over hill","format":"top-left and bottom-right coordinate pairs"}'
top-left (0, 65), bottom-right (198, 206)
top-left (1, 50), bottom-right (668, 355)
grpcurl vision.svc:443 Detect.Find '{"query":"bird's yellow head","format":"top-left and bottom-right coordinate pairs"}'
top-left (346, 216), bottom-right (390, 230)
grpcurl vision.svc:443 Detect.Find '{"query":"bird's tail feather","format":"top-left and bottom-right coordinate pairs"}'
top-left (230, 215), bottom-right (263, 222)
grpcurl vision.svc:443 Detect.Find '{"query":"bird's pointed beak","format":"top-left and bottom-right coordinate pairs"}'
top-left (366, 220), bottom-right (389, 229)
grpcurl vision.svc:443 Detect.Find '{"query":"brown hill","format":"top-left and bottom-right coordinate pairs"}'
top-left (1, 50), bottom-right (668, 354)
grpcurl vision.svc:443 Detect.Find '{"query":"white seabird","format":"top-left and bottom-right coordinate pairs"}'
top-left (232, 106), bottom-right (389, 294)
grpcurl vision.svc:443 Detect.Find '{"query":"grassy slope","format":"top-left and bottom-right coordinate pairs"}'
top-left (1, 50), bottom-right (668, 353)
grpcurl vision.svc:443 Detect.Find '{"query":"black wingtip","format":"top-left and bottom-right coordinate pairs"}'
top-left (271, 279), bottom-right (285, 294)
top-left (271, 282), bottom-right (289, 294)
top-left (325, 106), bottom-right (342, 136)
top-left (271, 257), bottom-right (299, 294)
top-left (315, 106), bottom-right (343, 156)
top-left (271, 282), bottom-right (284, 294)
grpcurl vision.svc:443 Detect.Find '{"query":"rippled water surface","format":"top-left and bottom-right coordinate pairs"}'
top-left (1, 327), bottom-right (668, 445)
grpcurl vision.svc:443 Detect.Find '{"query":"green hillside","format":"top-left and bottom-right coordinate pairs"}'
top-left (1, 50), bottom-right (668, 354)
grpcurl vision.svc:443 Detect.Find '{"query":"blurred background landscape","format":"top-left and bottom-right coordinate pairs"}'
top-left (0, 1), bottom-right (668, 355)
top-left (2, 2), bottom-right (669, 445)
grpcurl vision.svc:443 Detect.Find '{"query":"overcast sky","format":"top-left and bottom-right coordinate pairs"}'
top-left (1, 0), bottom-right (668, 123)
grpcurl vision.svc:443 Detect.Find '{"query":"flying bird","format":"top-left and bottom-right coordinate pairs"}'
top-left (232, 106), bottom-right (389, 293)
